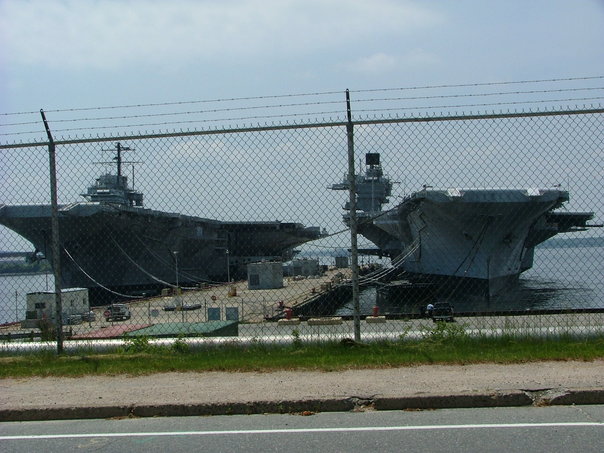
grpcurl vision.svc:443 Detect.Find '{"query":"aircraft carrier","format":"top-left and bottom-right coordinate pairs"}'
top-left (332, 153), bottom-right (596, 299)
top-left (0, 143), bottom-right (324, 304)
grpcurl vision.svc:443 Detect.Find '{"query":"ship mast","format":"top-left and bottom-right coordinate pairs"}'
top-left (85, 143), bottom-right (144, 206)
top-left (98, 142), bottom-right (140, 183)
top-left (114, 142), bottom-right (131, 177)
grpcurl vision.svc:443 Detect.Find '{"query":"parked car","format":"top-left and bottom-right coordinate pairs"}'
top-left (431, 302), bottom-right (454, 322)
top-left (103, 304), bottom-right (131, 322)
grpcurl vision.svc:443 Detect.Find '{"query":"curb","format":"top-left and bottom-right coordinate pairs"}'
top-left (374, 390), bottom-right (533, 410)
top-left (2, 389), bottom-right (604, 422)
top-left (529, 387), bottom-right (604, 406)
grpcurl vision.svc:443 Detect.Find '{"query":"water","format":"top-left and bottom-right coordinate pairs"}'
top-left (513, 245), bottom-right (604, 310)
top-left (337, 246), bottom-right (604, 315)
top-left (335, 286), bottom-right (378, 316)
top-left (0, 273), bottom-right (53, 325)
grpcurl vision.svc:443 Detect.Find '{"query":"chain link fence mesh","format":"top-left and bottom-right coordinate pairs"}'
top-left (1, 109), bottom-right (603, 349)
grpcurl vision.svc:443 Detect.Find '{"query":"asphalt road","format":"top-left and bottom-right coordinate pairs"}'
top-left (1, 405), bottom-right (603, 453)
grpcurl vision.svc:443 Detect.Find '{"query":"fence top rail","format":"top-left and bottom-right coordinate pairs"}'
top-left (2, 107), bottom-right (603, 150)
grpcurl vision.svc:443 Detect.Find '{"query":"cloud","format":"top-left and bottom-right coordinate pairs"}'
top-left (345, 49), bottom-right (439, 75)
top-left (349, 53), bottom-right (400, 74)
top-left (0, 0), bottom-right (442, 70)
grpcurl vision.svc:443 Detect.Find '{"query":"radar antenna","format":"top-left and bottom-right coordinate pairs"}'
top-left (93, 142), bottom-right (140, 177)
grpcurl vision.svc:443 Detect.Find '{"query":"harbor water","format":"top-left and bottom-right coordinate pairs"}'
top-left (0, 273), bottom-right (53, 325)
top-left (337, 245), bottom-right (604, 316)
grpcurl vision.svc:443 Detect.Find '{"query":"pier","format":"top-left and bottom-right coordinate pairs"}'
top-left (0, 268), bottom-right (354, 340)
top-left (1, 265), bottom-right (603, 343)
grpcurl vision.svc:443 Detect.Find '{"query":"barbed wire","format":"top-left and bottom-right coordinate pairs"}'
top-left (0, 90), bottom-right (343, 117)
top-left (0, 109), bottom-right (346, 137)
top-left (354, 97), bottom-right (604, 115)
top-left (351, 86), bottom-right (604, 104)
top-left (1, 76), bottom-right (603, 142)
top-left (3, 86), bottom-right (602, 128)
top-left (3, 97), bottom-right (603, 139)
top-left (351, 75), bottom-right (604, 94)
top-left (0, 99), bottom-right (346, 127)
top-left (1, 75), bottom-right (602, 117)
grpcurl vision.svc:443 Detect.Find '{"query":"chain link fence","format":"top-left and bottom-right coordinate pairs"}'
top-left (1, 107), bottom-right (603, 350)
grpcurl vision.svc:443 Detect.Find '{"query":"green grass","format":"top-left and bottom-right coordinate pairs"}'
top-left (1, 332), bottom-right (603, 378)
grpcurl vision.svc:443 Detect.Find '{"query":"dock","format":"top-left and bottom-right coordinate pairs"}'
top-left (2, 265), bottom-right (603, 342)
top-left (0, 268), bottom-right (353, 340)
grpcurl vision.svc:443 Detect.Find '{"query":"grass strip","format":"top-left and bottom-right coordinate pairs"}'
top-left (1, 333), bottom-right (603, 378)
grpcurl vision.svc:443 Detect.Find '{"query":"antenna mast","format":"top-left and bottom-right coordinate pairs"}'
top-left (114, 142), bottom-right (131, 177)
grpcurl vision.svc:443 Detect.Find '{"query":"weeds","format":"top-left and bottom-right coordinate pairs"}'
top-left (171, 335), bottom-right (190, 354)
top-left (398, 325), bottom-right (412, 341)
top-left (119, 335), bottom-right (155, 354)
top-left (1, 333), bottom-right (603, 378)
top-left (423, 321), bottom-right (469, 343)
top-left (291, 329), bottom-right (302, 349)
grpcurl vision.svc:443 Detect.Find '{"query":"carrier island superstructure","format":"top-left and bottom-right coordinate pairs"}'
top-left (0, 143), bottom-right (324, 305)
top-left (332, 153), bottom-right (596, 299)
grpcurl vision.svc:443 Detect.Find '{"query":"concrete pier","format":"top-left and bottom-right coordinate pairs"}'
top-left (0, 268), bottom-right (352, 340)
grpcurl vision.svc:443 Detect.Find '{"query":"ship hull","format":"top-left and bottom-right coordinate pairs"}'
top-left (0, 202), bottom-right (322, 305)
top-left (365, 189), bottom-right (592, 298)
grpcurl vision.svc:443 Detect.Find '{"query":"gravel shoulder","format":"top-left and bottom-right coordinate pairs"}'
top-left (2, 360), bottom-right (603, 420)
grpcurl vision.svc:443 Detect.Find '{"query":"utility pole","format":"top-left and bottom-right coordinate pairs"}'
top-left (40, 109), bottom-right (63, 354)
top-left (345, 90), bottom-right (361, 342)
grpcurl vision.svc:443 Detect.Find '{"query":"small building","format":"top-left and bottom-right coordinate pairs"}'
top-left (22, 288), bottom-right (89, 328)
top-left (335, 256), bottom-right (349, 268)
top-left (247, 261), bottom-right (283, 290)
top-left (289, 258), bottom-right (320, 277)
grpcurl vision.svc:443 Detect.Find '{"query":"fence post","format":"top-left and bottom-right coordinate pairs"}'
top-left (40, 110), bottom-right (64, 354)
top-left (345, 90), bottom-right (361, 342)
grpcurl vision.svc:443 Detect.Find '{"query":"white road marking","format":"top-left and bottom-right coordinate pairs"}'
top-left (1, 422), bottom-right (602, 441)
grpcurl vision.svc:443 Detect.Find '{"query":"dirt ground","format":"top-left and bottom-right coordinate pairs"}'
top-left (2, 360), bottom-right (603, 411)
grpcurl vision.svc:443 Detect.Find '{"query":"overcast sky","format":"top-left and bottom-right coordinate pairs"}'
top-left (1, 0), bottom-right (603, 115)
top-left (1, 0), bottom-right (603, 254)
